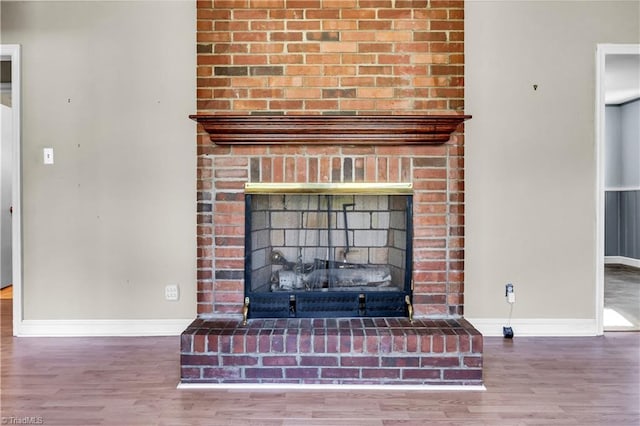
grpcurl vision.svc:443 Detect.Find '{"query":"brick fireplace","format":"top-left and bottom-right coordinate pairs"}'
top-left (180, 0), bottom-right (482, 386)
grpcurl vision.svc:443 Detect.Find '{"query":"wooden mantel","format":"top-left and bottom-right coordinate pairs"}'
top-left (189, 114), bottom-right (471, 145)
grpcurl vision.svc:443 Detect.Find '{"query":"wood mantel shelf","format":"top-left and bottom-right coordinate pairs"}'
top-left (189, 114), bottom-right (471, 145)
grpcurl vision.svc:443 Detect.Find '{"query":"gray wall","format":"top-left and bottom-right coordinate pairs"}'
top-left (605, 191), bottom-right (640, 259)
top-left (605, 99), bottom-right (640, 260)
top-left (1, 0), bottom-right (639, 326)
top-left (1, 103), bottom-right (11, 287)
top-left (605, 105), bottom-right (623, 187)
top-left (620, 100), bottom-right (640, 186)
top-left (1, 1), bottom-right (197, 320)
top-left (606, 100), bottom-right (640, 188)
top-left (465, 1), bottom-right (640, 321)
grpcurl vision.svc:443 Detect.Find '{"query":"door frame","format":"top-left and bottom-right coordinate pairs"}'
top-left (595, 43), bottom-right (640, 335)
top-left (0, 44), bottom-right (22, 336)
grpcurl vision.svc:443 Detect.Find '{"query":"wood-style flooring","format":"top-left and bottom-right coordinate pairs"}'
top-left (1, 299), bottom-right (639, 425)
top-left (0, 285), bottom-right (12, 300)
top-left (605, 265), bottom-right (640, 331)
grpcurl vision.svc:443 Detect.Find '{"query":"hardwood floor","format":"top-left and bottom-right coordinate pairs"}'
top-left (1, 299), bottom-right (638, 425)
top-left (605, 265), bottom-right (640, 331)
top-left (0, 285), bottom-right (12, 300)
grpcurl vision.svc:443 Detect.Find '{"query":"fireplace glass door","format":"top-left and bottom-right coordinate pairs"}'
top-left (245, 191), bottom-right (412, 319)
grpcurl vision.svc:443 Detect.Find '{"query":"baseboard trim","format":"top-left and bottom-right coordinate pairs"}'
top-left (604, 256), bottom-right (640, 268)
top-left (466, 318), bottom-right (598, 337)
top-left (177, 383), bottom-right (486, 392)
top-left (15, 317), bottom-right (601, 338)
top-left (15, 318), bottom-right (193, 337)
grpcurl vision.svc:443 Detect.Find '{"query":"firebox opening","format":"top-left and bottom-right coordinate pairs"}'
top-left (244, 185), bottom-right (413, 320)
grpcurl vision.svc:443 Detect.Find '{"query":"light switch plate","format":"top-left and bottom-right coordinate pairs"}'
top-left (43, 147), bottom-right (54, 165)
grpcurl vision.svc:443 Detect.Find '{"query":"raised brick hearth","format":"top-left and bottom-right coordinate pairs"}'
top-left (182, 0), bottom-right (482, 387)
top-left (181, 317), bottom-right (482, 385)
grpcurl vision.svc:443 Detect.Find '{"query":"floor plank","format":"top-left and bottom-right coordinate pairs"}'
top-left (1, 299), bottom-right (639, 425)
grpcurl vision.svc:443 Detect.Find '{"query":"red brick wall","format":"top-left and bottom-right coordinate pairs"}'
top-left (195, 0), bottom-right (465, 318)
top-left (196, 0), bottom-right (464, 115)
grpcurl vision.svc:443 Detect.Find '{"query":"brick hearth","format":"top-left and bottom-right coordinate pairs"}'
top-left (181, 317), bottom-right (482, 385)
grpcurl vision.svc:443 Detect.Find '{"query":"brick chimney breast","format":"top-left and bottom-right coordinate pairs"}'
top-left (182, 0), bottom-right (482, 388)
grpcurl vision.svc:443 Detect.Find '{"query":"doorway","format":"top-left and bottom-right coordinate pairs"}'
top-left (0, 44), bottom-right (21, 336)
top-left (1, 58), bottom-right (12, 290)
top-left (596, 44), bottom-right (640, 333)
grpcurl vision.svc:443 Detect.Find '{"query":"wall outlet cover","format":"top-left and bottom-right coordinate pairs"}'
top-left (165, 285), bottom-right (179, 301)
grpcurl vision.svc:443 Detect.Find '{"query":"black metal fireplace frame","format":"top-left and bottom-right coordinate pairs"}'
top-left (243, 192), bottom-right (413, 320)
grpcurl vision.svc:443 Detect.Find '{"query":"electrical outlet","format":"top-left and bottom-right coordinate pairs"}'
top-left (165, 284), bottom-right (179, 301)
top-left (505, 283), bottom-right (515, 303)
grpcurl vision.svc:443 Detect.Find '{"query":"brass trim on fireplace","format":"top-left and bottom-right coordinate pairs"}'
top-left (244, 182), bottom-right (413, 195)
top-left (405, 295), bottom-right (414, 323)
top-left (242, 297), bottom-right (250, 326)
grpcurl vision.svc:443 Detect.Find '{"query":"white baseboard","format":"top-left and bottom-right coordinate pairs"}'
top-left (14, 317), bottom-right (602, 337)
top-left (15, 318), bottom-right (193, 337)
top-left (466, 318), bottom-right (598, 337)
top-left (604, 256), bottom-right (640, 268)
